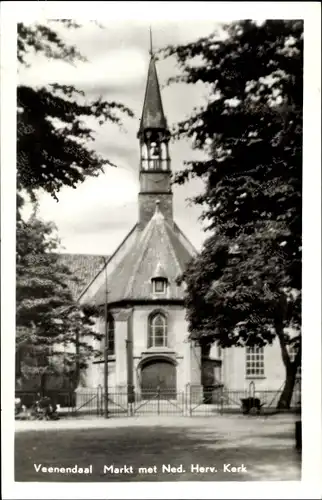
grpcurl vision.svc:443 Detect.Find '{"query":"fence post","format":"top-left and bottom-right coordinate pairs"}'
top-left (188, 384), bottom-right (192, 417)
top-left (68, 391), bottom-right (72, 416)
top-left (220, 387), bottom-right (224, 415)
top-left (128, 384), bottom-right (135, 416)
top-left (97, 385), bottom-right (102, 416)
top-left (184, 384), bottom-right (189, 417)
top-left (157, 386), bottom-right (160, 415)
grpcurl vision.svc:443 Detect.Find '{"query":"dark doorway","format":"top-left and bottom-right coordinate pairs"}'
top-left (141, 359), bottom-right (176, 399)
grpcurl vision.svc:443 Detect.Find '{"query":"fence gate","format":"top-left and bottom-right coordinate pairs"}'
top-left (188, 385), bottom-right (225, 416)
top-left (15, 382), bottom-right (301, 418)
top-left (131, 387), bottom-right (185, 416)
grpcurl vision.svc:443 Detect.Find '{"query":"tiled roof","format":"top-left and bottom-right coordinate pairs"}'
top-left (152, 261), bottom-right (167, 279)
top-left (58, 253), bottom-right (108, 300)
top-left (91, 204), bottom-right (195, 305)
top-left (139, 55), bottom-right (167, 133)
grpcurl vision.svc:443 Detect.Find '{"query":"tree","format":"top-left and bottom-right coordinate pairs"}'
top-left (18, 21), bottom-right (134, 200)
top-left (16, 201), bottom-right (102, 393)
top-left (16, 21), bottom-right (130, 391)
top-left (162, 20), bottom-right (303, 408)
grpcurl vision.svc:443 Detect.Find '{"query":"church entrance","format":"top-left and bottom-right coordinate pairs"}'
top-left (140, 358), bottom-right (176, 400)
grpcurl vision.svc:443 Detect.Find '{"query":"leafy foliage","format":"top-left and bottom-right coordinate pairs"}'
top-left (164, 20), bottom-right (303, 408)
top-left (16, 198), bottom-right (101, 389)
top-left (18, 21), bottom-right (134, 200)
top-left (17, 21), bottom-right (85, 66)
top-left (16, 21), bottom-right (130, 389)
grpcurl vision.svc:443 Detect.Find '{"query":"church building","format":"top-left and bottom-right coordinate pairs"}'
top-left (76, 49), bottom-right (203, 399)
top-left (73, 46), bottom-right (301, 407)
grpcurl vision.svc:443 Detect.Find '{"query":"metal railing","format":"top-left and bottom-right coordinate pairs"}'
top-left (131, 387), bottom-right (185, 416)
top-left (15, 382), bottom-right (301, 418)
top-left (15, 390), bottom-right (76, 409)
top-left (187, 383), bottom-right (301, 416)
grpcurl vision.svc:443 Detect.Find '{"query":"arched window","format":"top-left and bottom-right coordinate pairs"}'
top-left (148, 312), bottom-right (167, 348)
top-left (141, 143), bottom-right (148, 160)
top-left (107, 314), bottom-right (115, 355)
top-left (150, 141), bottom-right (160, 158)
top-left (161, 142), bottom-right (167, 161)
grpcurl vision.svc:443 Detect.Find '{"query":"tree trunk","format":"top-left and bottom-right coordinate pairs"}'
top-left (40, 372), bottom-right (46, 397)
top-left (275, 319), bottom-right (299, 410)
top-left (277, 368), bottom-right (297, 409)
top-left (75, 331), bottom-right (80, 388)
top-left (200, 341), bottom-right (211, 360)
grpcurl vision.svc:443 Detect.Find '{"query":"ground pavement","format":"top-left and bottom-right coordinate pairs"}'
top-left (15, 414), bottom-right (301, 482)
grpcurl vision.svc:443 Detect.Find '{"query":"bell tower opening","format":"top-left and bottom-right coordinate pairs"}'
top-left (137, 32), bottom-right (173, 228)
top-left (140, 131), bottom-right (170, 172)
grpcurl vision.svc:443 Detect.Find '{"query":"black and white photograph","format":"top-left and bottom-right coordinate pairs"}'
top-left (1, 2), bottom-right (321, 499)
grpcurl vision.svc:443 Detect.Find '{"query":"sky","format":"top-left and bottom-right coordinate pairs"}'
top-left (19, 20), bottom-right (220, 255)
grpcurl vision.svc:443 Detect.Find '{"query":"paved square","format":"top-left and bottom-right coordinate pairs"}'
top-left (15, 414), bottom-right (301, 482)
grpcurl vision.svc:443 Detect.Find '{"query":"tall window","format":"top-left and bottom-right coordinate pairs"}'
top-left (246, 346), bottom-right (265, 377)
top-left (148, 312), bottom-right (167, 348)
top-left (107, 314), bottom-right (115, 355)
top-left (288, 345), bottom-right (301, 378)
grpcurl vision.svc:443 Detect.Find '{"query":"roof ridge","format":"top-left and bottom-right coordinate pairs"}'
top-left (151, 199), bottom-right (164, 221)
top-left (155, 218), bottom-right (182, 276)
top-left (77, 224), bottom-right (138, 302)
top-left (172, 222), bottom-right (197, 255)
top-left (153, 261), bottom-right (167, 279)
top-left (124, 217), bottom-right (158, 297)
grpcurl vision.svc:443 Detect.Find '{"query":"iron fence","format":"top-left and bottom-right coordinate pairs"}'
top-left (131, 388), bottom-right (185, 416)
top-left (188, 383), bottom-right (301, 416)
top-left (15, 390), bottom-right (75, 409)
top-left (73, 386), bottom-right (186, 416)
top-left (15, 382), bottom-right (301, 418)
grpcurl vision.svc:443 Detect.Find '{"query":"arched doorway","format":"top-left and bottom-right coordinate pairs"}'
top-left (140, 358), bottom-right (176, 399)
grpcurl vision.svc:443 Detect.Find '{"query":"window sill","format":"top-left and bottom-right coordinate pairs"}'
top-left (245, 376), bottom-right (266, 380)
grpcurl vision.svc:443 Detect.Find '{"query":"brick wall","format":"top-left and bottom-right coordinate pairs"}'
top-left (139, 171), bottom-right (172, 193)
top-left (138, 192), bottom-right (173, 227)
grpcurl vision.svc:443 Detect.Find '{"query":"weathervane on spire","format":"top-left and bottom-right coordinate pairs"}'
top-left (149, 26), bottom-right (153, 57)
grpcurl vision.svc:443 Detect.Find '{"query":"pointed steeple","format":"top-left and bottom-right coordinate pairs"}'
top-left (138, 38), bottom-right (167, 134)
top-left (149, 26), bottom-right (153, 57)
top-left (138, 30), bottom-right (172, 228)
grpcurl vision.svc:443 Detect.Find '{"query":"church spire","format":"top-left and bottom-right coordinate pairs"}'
top-left (138, 30), bottom-right (173, 228)
top-left (149, 26), bottom-right (153, 57)
top-left (138, 30), bottom-right (168, 135)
